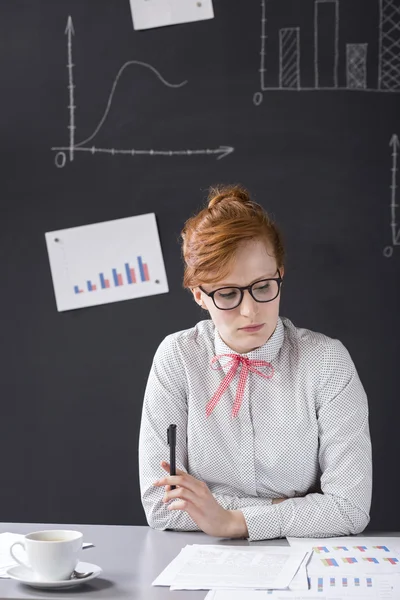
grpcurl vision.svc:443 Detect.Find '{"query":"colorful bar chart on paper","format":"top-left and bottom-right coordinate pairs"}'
top-left (306, 544), bottom-right (400, 577)
top-left (74, 256), bottom-right (150, 293)
top-left (308, 575), bottom-right (375, 591)
top-left (45, 213), bottom-right (169, 312)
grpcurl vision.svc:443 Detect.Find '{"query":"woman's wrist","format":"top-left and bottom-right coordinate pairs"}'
top-left (227, 510), bottom-right (249, 538)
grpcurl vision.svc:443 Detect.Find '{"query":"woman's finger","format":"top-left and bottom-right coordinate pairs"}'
top-left (154, 474), bottom-right (201, 493)
top-left (167, 499), bottom-right (192, 511)
top-left (160, 460), bottom-right (186, 476)
top-left (163, 486), bottom-right (197, 506)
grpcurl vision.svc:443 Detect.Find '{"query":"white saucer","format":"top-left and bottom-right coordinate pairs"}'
top-left (6, 561), bottom-right (102, 589)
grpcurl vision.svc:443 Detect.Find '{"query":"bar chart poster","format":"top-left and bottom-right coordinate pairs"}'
top-left (45, 213), bottom-right (168, 312)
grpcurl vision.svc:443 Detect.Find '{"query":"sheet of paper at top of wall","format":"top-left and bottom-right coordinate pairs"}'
top-left (130, 0), bottom-right (214, 31)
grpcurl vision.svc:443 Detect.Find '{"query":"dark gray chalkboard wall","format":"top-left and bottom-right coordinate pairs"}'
top-left (1, 0), bottom-right (399, 529)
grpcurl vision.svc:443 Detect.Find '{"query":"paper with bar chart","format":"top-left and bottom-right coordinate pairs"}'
top-left (45, 213), bottom-right (168, 312)
top-left (207, 570), bottom-right (399, 598)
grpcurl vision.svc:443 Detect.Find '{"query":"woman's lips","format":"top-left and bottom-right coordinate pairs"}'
top-left (238, 324), bottom-right (264, 333)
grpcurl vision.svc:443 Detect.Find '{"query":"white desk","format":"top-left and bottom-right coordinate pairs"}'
top-left (0, 523), bottom-right (397, 599)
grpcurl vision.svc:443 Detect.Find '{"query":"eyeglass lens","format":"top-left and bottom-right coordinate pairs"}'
top-left (213, 279), bottom-right (279, 309)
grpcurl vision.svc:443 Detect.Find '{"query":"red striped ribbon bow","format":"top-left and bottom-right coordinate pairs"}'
top-left (206, 353), bottom-right (274, 418)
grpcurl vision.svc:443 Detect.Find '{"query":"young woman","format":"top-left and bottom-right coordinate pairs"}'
top-left (138, 185), bottom-right (372, 541)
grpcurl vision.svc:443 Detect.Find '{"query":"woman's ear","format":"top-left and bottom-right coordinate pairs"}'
top-left (192, 287), bottom-right (207, 309)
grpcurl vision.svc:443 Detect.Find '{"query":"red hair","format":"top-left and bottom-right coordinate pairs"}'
top-left (181, 185), bottom-right (285, 288)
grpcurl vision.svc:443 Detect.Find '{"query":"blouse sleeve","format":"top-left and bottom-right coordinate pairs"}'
top-left (138, 335), bottom-right (272, 532)
top-left (240, 338), bottom-right (373, 541)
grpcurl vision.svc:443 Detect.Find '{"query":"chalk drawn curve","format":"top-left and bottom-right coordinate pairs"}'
top-left (75, 61), bottom-right (188, 148)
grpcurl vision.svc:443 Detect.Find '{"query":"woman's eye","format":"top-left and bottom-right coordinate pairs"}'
top-left (218, 291), bottom-right (237, 299)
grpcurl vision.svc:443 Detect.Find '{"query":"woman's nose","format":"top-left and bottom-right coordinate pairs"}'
top-left (239, 290), bottom-right (259, 317)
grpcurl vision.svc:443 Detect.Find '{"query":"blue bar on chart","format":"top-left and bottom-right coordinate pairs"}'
top-left (125, 263), bottom-right (132, 284)
top-left (87, 281), bottom-right (97, 292)
top-left (74, 285), bottom-right (83, 294)
top-left (99, 273), bottom-right (110, 289)
top-left (138, 256), bottom-right (145, 282)
top-left (125, 263), bottom-right (137, 284)
top-left (112, 269), bottom-right (123, 286)
top-left (137, 256), bottom-right (150, 282)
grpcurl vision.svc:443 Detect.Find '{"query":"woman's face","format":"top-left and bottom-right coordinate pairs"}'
top-left (193, 240), bottom-right (283, 354)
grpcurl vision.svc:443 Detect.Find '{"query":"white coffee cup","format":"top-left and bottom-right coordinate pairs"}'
top-left (10, 530), bottom-right (83, 581)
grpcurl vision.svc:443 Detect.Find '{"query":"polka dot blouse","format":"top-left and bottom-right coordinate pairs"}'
top-left (138, 317), bottom-right (372, 541)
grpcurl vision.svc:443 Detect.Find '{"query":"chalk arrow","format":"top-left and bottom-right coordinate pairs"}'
top-left (65, 16), bottom-right (75, 36)
top-left (389, 134), bottom-right (399, 247)
top-left (215, 145), bottom-right (235, 159)
top-left (52, 145), bottom-right (235, 160)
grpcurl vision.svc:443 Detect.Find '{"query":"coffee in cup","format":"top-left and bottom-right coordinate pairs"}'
top-left (10, 530), bottom-right (83, 581)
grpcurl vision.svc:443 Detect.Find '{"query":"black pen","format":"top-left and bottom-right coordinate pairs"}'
top-left (167, 424), bottom-right (177, 490)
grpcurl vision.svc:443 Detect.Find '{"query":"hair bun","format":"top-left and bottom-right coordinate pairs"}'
top-left (207, 185), bottom-right (251, 209)
top-left (181, 183), bottom-right (285, 288)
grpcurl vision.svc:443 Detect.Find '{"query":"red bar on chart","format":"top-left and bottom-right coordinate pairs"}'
top-left (130, 268), bottom-right (136, 283)
top-left (117, 274), bottom-right (123, 286)
top-left (143, 263), bottom-right (150, 281)
top-left (105, 280), bottom-right (110, 288)
top-left (92, 284), bottom-right (97, 291)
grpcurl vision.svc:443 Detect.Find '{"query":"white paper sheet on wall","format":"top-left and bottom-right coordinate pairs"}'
top-left (45, 213), bottom-right (169, 312)
top-left (129, 0), bottom-right (214, 31)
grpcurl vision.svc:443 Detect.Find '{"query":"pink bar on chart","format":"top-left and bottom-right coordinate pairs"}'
top-left (79, 289), bottom-right (84, 294)
top-left (143, 263), bottom-right (150, 281)
top-left (130, 268), bottom-right (136, 283)
top-left (105, 280), bottom-right (110, 288)
top-left (92, 284), bottom-right (97, 291)
top-left (117, 274), bottom-right (123, 286)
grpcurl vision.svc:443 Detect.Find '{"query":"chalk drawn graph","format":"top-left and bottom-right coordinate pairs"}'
top-left (52, 17), bottom-right (234, 167)
top-left (384, 134), bottom-right (399, 257)
top-left (254, 0), bottom-right (400, 105)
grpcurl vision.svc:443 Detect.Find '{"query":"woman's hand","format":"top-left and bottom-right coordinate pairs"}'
top-left (153, 461), bottom-right (247, 538)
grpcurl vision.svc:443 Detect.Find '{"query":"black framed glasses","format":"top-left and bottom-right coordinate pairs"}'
top-left (199, 270), bottom-right (283, 311)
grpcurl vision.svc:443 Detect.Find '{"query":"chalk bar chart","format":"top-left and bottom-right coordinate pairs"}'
top-left (254, 0), bottom-right (400, 104)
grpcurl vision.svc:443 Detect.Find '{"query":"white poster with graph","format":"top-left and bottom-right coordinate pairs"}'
top-left (129, 0), bottom-right (214, 31)
top-left (45, 213), bottom-right (169, 312)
